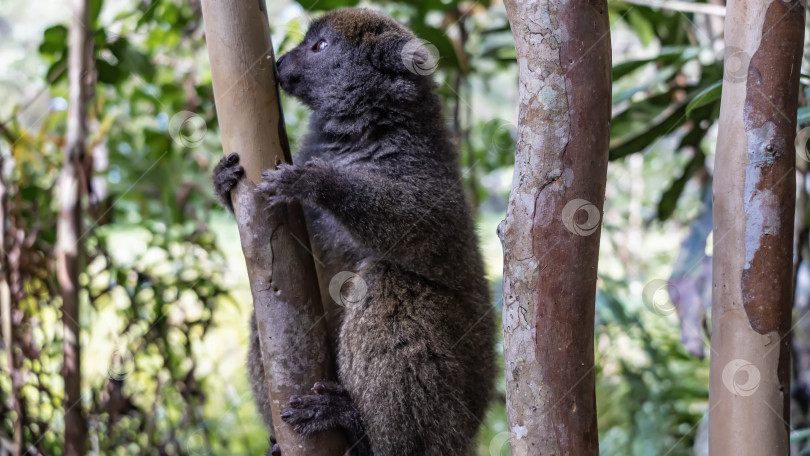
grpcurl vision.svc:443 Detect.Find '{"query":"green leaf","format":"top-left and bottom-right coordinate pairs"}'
top-left (39, 25), bottom-right (67, 57)
top-left (137, 0), bottom-right (162, 28)
top-left (409, 24), bottom-right (460, 70)
top-left (478, 30), bottom-right (517, 62)
top-left (613, 65), bottom-right (679, 105)
top-left (96, 59), bottom-right (122, 84)
top-left (685, 81), bottom-right (722, 118)
top-left (657, 150), bottom-right (705, 221)
top-left (144, 129), bottom-right (171, 158)
top-left (612, 58), bottom-right (655, 81)
top-left (610, 100), bottom-right (688, 160)
top-left (612, 46), bottom-right (699, 82)
top-left (46, 54), bottom-right (68, 84)
top-left (109, 39), bottom-right (156, 79)
top-left (610, 92), bottom-right (676, 139)
top-left (89, 0), bottom-right (104, 27)
top-left (626, 8), bottom-right (655, 46)
top-left (791, 428), bottom-right (810, 443)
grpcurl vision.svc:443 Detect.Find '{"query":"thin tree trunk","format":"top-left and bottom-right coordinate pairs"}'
top-left (450, 7), bottom-right (478, 211)
top-left (57, 0), bottom-right (91, 454)
top-left (709, 0), bottom-right (804, 454)
top-left (0, 156), bottom-right (21, 456)
top-left (790, 29), bottom-right (810, 453)
top-left (199, 2), bottom-right (345, 454)
top-left (500, 1), bottom-right (611, 454)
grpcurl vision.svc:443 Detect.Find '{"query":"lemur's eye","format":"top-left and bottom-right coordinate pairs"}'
top-left (312, 39), bottom-right (329, 52)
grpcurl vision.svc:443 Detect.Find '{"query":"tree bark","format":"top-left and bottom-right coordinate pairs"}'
top-left (709, 1), bottom-right (804, 454)
top-left (499, 1), bottom-right (611, 454)
top-left (199, 1), bottom-right (345, 454)
top-left (58, 0), bottom-right (91, 454)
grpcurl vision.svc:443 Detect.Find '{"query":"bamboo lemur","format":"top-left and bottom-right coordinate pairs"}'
top-left (213, 8), bottom-right (494, 456)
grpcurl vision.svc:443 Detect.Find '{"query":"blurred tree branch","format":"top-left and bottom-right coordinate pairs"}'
top-left (57, 0), bottom-right (94, 454)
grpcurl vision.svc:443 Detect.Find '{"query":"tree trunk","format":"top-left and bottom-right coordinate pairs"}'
top-left (58, 0), bottom-right (91, 454)
top-left (199, 2), bottom-right (345, 454)
top-left (499, 1), bottom-right (611, 454)
top-left (1, 158), bottom-right (21, 456)
top-left (709, 1), bottom-right (804, 454)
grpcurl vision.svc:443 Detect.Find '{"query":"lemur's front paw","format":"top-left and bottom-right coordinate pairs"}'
top-left (257, 158), bottom-right (331, 208)
top-left (213, 152), bottom-right (244, 212)
top-left (280, 381), bottom-right (353, 436)
top-left (268, 436), bottom-right (281, 456)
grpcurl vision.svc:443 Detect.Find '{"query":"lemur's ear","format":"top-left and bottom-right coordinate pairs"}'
top-left (371, 33), bottom-right (438, 76)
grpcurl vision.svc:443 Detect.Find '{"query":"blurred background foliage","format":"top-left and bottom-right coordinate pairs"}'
top-left (1, 0), bottom-right (810, 454)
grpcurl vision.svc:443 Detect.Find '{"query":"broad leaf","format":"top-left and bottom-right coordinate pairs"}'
top-left (685, 81), bottom-right (722, 118)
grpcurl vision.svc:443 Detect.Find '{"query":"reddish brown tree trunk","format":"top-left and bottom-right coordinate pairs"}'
top-left (58, 0), bottom-right (92, 454)
top-left (709, 1), bottom-right (804, 454)
top-left (200, 1), bottom-right (345, 454)
top-left (500, 0), bottom-right (611, 454)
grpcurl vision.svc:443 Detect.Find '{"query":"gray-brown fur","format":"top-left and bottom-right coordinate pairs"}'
top-left (213, 8), bottom-right (494, 455)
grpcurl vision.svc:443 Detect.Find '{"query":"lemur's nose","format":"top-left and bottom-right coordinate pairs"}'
top-left (276, 54), bottom-right (286, 68)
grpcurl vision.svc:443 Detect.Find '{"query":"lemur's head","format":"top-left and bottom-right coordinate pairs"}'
top-left (276, 9), bottom-right (438, 115)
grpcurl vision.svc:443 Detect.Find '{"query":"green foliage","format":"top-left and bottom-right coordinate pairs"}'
top-left (685, 81), bottom-right (722, 118)
top-left (2, 0), bottom-right (246, 453)
top-left (596, 279), bottom-right (708, 456)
